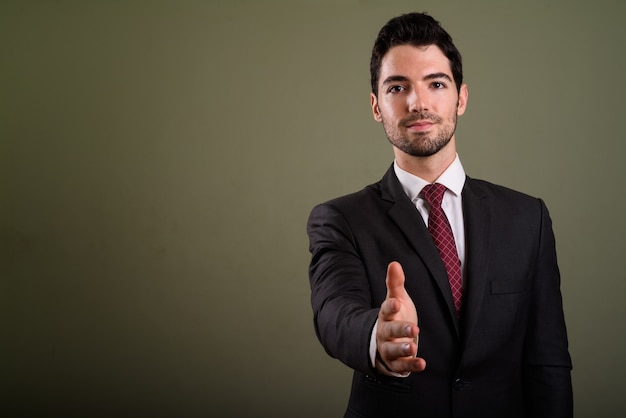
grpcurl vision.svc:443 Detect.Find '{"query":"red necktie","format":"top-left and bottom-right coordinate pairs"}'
top-left (422, 183), bottom-right (463, 317)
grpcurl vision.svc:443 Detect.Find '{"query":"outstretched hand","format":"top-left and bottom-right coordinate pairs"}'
top-left (375, 261), bottom-right (426, 376)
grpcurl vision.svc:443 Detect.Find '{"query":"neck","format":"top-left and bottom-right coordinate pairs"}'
top-left (394, 140), bottom-right (457, 183)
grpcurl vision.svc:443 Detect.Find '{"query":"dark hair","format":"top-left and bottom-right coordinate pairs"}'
top-left (370, 12), bottom-right (463, 95)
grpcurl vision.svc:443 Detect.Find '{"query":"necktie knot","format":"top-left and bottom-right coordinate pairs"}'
top-left (422, 183), bottom-right (447, 207)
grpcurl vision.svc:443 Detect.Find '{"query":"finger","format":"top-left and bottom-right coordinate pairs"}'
top-left (385, 261), bottom-right (407, 300)
top-left (380, 340), bottom-right (417, 359)
top-left (379, 297), bottom-right (400, 320)
top-left (378, 320), bottom-right (419, 340)
top-left (390, 356), bottom-right (427, 374)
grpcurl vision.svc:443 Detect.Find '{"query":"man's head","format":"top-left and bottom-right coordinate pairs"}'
top-left (369, 13), bottom-right (468, 162)
top-left (370, 13), bottom-right (463, 96)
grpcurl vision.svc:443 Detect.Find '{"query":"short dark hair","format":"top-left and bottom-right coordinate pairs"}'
top-left (370, 12), bottom-right (463, 96)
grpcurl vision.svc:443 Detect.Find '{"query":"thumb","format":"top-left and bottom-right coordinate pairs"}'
top-left (385, 261), bottom-right (407, 299)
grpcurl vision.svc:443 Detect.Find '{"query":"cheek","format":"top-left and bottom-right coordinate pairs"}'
top-left (446, 103), bottom-right (460, 120)
top-left (380, 101), bottom-right (403, 118)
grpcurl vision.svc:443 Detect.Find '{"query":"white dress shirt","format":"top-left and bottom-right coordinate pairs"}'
top-left (369, 154), bottom-right (467, 374)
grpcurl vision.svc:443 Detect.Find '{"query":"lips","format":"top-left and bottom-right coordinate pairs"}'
top-left (408, 120), bottom-right (434, 126)
top-left (402, 112), bottom-right (441, 131)
top-left (406, 120), bottom-right (435, 131)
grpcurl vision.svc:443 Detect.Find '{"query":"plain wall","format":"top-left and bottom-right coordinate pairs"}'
top-left (2, 0), bottom-right (625, 417)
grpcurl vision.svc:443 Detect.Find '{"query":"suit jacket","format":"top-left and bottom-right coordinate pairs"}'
top-left (307, 165), bottom-right (573, 418)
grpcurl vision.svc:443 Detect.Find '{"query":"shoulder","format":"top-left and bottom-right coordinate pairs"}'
top-left (318, 182), bottom-right (382, 209)
top-left (466, 177), bottom-right (542, 204)
top-left (308, 180), bottom-right (386, 226)
top-left (464, 177), bottom-right (550, 223)
top-left (310, 165), bottom-right (403, 215)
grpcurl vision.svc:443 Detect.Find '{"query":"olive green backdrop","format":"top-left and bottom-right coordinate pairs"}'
top-left (2, 1), bottom-right (625, 417)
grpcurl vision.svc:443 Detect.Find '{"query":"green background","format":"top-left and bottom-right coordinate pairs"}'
top-left (2, 1), bottom-right (625, 417)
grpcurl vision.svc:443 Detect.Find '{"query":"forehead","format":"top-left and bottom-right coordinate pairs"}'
top-left (380, 44), bottom-right (452, 78)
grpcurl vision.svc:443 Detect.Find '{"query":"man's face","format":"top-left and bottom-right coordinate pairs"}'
top-left (371, 44), bottom-right (468, 158)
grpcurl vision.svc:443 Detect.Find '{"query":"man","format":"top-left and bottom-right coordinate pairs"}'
top-left (307, 12), bottom-right (573, 418)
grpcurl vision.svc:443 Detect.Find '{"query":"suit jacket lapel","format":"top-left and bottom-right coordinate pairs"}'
top-left (460, 178), bottom-right (491, 342)
top-left (381, 167), bottom-right (460, 333)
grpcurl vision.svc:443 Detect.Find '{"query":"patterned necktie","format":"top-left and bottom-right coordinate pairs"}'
top-left (421, 183), bottom-right (463, 317)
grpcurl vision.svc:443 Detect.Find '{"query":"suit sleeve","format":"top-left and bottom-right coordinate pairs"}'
top-left (522, 199), bottom-right (573, 417)
top-left (307, 202), bottom-right (379, 374)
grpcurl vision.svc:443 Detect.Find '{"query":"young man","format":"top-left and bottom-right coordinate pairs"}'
top-left (307, 12), bottom-right (572, 418)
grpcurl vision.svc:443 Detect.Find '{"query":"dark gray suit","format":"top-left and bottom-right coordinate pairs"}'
top-left (307, 165), bottom-right (572, 418)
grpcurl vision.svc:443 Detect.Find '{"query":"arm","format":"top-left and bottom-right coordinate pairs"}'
top-left (307, 203), bottom-right (425, 375)
top-left (522, 199), bottom-right (573, 417)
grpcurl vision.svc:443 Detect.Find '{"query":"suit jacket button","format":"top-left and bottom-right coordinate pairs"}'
top-left (454, 378), bottom-right (468, 391)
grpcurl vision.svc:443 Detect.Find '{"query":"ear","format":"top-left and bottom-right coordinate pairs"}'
top-left (371, 92), bottom-right (382, 122)
top-left (456, 84), bottom-right (468, 116)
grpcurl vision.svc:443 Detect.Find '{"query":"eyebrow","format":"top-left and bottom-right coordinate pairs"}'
top-left (381, 72), bottom-right (453, 86)
top-left (381, 75), bottom-right (410, 86)
top-left (424, 72), bottom-right (453, 82)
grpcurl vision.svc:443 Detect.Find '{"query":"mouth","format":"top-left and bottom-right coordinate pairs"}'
top-left (406, 120), bottom-right (435, 131)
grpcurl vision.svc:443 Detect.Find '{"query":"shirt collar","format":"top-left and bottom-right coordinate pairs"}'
top-left (393, 154), bottom-right (466, 201)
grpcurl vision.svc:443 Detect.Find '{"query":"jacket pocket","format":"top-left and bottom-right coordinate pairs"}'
top-left (490, 278), bottom-right (530, 294)
top-left (362, 374), bottom-right (412, 393)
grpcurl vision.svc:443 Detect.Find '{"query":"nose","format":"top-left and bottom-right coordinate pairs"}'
top-left (408, 88), bottom-right (428, 112)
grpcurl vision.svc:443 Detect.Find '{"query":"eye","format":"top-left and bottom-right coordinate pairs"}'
top-left (388, 85), bottom-right (406, 94)
top-left (431, 81), bottom-right (446, 89)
